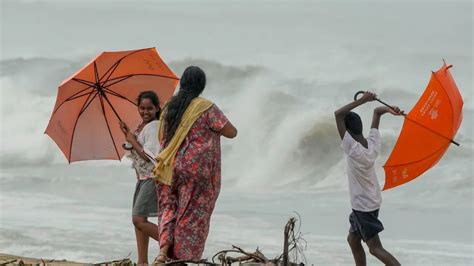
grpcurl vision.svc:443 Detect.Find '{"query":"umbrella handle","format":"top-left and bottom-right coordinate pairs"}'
top-left (353, 90), bottom-right (366, 101)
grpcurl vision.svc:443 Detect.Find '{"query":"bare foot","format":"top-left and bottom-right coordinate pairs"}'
top-left (153, 254), bottom-right (167, 264)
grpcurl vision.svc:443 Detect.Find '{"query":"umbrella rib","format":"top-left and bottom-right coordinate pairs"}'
top-left (98, 48), bottom-right (151, 84)
top-left (404, 117), bottom-right (454, 144)
top-left (78, 91), bottom-right (100, 116)
top-left (102, 75), bottom-right (134, 88)
top-left (99, 73), bottom-right (179, 95)
top-left (431, 70), bottom-right (457, 142)
top-left (106, 73), bottom-right (180, 82)
top-left (100, 60), bottom-right (121, 84)
top-left (66, 91), bottom-right (95, 102)
top-left (98, 93), bottom-right (122, 160)
top-left (68, 90), bottom-right (99, 163)
top-left (103, 88), bottom-right (137, 106)
top-left (383, 143), bottom-right (449, 168)
top-left (93, 62), bottom-right (100, 84)
top-left (103, 87), bottom-right (127, 99)
top-left (101, 93), bottom-right (123, 122)
top-left (51, 86), bottom-right (94, 115)
top-left (100, 73), bottom-right (178, 108)
top-left (72, 78), bottom-right (95, 87)
top-left (66, 84), bottom-right (94, 98)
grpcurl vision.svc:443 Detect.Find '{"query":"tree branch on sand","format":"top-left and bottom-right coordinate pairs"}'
top-left (0, 217), bottom-right (306, 266)
top-left (212, 215), bottom-right (306, 266)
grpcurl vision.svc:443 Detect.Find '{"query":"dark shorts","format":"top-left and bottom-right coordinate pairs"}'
top-left (349, 209), bottom-right (384, 242)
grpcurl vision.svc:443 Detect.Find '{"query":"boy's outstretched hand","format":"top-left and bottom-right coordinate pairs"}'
top-left (371, 106), bottom-right (404, 129)
top-left (375, 106), bottom-right (404, 116)
top-left (359, 91), bottom-right (378, 103)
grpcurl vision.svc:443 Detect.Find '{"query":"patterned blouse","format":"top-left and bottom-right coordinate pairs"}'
top-left (162, 104), bottom-right (229, 180)
top-left (126, 120), bottom-right (161, 180)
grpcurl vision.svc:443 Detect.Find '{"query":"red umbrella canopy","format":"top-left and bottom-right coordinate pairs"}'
top-left (45, 47), bottom-right (179, 163)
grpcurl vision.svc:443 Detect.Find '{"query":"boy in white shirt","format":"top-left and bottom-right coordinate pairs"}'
top-left (334, 91), bottom-right (402, 266)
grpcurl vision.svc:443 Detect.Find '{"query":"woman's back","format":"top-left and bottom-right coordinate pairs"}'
top-left (173, 104), bottom-right (228, 178)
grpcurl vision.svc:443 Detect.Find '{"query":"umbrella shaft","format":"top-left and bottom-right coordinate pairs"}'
top-left (101, 93), bottom-right (123, 122)
top-left (451, 139), bottom-right (460, 146)
top-left (376, 98), bottom-right (406, 117)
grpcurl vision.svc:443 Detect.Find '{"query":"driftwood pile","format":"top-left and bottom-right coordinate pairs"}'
top-left (1, 217), bottom-right (305, 266)
top-left (211, 217), bottom-right (306, 266)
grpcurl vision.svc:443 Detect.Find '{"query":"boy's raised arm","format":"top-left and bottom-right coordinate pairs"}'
top-left (371, 106), bottom-right (403, 129)
top-left (334, 91), bottom-right (377, 139)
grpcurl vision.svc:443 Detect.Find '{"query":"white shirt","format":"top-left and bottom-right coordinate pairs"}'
top-left (137, 120), bottom-right (161, 161)
top-left (126, 120), bottom-right (161, 180)
top-left (342, 128), bottom-right (382, 212)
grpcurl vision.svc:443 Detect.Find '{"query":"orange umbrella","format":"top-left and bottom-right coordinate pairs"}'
top-left (357, 62), bottom-right (464, 190)
top-left (45, 47), bottom-right (179, 163)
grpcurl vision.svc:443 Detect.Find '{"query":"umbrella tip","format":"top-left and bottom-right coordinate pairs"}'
top-left (451, 139), bottom-right (460, 146)
top-left (441, 59), bottom-right (453, 69)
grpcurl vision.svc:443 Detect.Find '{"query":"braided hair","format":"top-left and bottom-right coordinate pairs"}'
top-left (163, 66), bottom-right (206, 145)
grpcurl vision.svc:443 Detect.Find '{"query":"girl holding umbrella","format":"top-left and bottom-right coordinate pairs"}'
top-left (120, 91), bottom-right (162, 265)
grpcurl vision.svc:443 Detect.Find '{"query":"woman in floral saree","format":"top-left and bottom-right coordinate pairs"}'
top-left (154, 66), bottom-right (237, 261)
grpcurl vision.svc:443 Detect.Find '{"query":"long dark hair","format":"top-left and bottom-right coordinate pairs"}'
top-left (163, 66), bottom-right (206, 145)
top-left (137, 90), bottom-right (161, 119)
